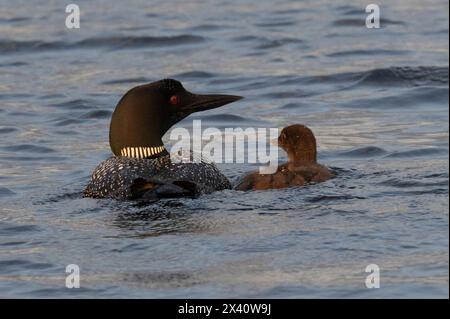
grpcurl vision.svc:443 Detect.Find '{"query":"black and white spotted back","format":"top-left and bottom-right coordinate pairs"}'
top-left (84, 154), bottom-right (231, 199)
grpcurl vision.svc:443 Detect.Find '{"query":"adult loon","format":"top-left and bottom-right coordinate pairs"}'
top-left (235, 124), bottom-right (333, 190)
top-left (84, 79), bottom-right (242, 200)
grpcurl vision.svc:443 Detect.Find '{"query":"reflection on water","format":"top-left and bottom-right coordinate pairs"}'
top-left (0, 0), bottom-right (448, 298)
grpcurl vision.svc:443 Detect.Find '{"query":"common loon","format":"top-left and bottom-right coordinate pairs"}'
top-left (84, 79), bottom-right (242, 200)
top-left (235, 124), bottom-right (333, 190)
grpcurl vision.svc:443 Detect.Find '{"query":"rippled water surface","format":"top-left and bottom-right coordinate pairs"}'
top-left (0, 0), bottom-right (448, 298)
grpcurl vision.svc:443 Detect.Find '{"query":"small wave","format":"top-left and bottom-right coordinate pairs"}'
top-left (208, 76), bottom-right (252, 85)
top-left (177, 113), bottom-right (270, 128)
top-left (80, 110), bottom-right (112, 119)
top-left (49, 99), bottom-right (95, 109)
top-left (0, 127), bottom-right (18, 134)
top-left (339, 146), bottom-right (387, 158)
top-left (232, 35), bottom-right (262, 42)
top-left (423, 29), bottom-right (448, 35)
top-left (0, 93), bottom-right (34, 99)
top-left (256, 38), bottom-right (304, 50)
top-left (1, 144), bottom-right (56, 153)
top-left (386, 148), bottom-right (448, 158)
top-left (0, 241), bottom-right (27, 246)
top-left (336, 5), bottom-right (365, 16)
top-left (0, 40), bottom-right (65, 53)
top-left (255, 21), bottom-right (297, 28)
top-left (227, 79), bottom-right (273, 91)
top-left (356, 66), bottom-right (449, 87)
top-left (53, 118), bottom-right (84, 127)
top-left (101, 77), bottom-right (150, 85)
top-left (272, 66), bottom-right (448, 89)
top-left (52, 129), bottom-right (79, 136)
top-left (280, 103), bottom-right (302, 109)
top-left (0, 35), bottom-right (205, 54)
top-left (0, 155), bottom-right (66, 162)
top-left (186, 24), bottom-right (228, 31)
top-left (0, 224), bottom-right (40, 235)
top-left (76, 35), bottom-right (204, 49)
top-left (50, 108), bottom-right (113, 126)
top-left (391, 188), bottom-right (449, 196)
top-left (0, 61), bottom-right (28, 67)
top-left (39, 94), bottom-right (65, 100)
top-left (190, 113), bottom-right (268, 125)
top-left (8, 111), bottom-right (36, 117)
top-left (306, 194), bottom-right (366, 203)
top-left (0, 17), bottom-right (30, 23)
top-left (119, 26), bottom-right (153, 32)
top-left (0, 259), bottom-right (53, 273)
top-left (120, 271), bottom-right (195, 287)
top-left (273, 8), bottom-right (305, 15)
top-left (424, 172), bottom-right (449, 179)
top-left (231, 35), bottom-right (304, 49)
top-left (278, 101), bottom-right (321, 112)
top-left (343, 86), bottom-right (448, 109)
top-left (262, 90), bottom-right (315, 99)
top-left (332, 18), bottom-right (405, 27)
top-left (39, 191), bottom-right (83, 204)
top-left (326, 49), bottom-right (409, 57)
top-left (173, 71), bottom-right (217, 79)
top-left (380, 178), bottom-right (449, 188)
top-left (0, 187), bottom-right (15, 197)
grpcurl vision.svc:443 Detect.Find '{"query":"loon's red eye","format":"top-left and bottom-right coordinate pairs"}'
top-left (169, 95), bottom-right (180, 105)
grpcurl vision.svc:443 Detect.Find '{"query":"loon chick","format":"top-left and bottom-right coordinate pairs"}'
top-left (84, 79), bottom-right (242, 200)
top-left (235, 124), bottom-right (333, 191)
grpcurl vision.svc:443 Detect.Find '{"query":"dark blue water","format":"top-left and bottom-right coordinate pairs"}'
top-left (0, 0), bottom-right (448, 298)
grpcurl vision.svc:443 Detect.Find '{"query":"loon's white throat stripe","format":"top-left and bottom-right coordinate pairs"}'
top-left (120, 146), bottom-right (165, 158)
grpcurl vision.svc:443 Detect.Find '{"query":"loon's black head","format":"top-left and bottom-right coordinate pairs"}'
top-left (109, 79), bottom-right (242, 158)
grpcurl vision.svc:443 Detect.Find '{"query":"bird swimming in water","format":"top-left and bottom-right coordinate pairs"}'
top-left (84, 79), bottom-right (242, 200)
top-left (235, 124), bottom-right (333, 191)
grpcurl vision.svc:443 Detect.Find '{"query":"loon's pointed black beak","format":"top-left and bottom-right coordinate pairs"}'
top-left (182, 93), bottom-right (243, 115)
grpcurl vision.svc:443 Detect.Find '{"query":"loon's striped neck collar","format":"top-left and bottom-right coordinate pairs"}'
top-left (120, 146), bottom-right (166, 159)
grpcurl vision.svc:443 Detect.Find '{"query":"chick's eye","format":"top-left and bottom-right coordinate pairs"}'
top-left (169, 95), bottom-right (180, 105)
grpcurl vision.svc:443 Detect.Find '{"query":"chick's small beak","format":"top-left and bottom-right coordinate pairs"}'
top-left (270, 138), bottom-right (279, 147)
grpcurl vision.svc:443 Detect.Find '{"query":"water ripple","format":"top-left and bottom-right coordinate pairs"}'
top-left (0, 144), bottom-right (56, 153)
top-left (0, 35), bottom-right (205, 54)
